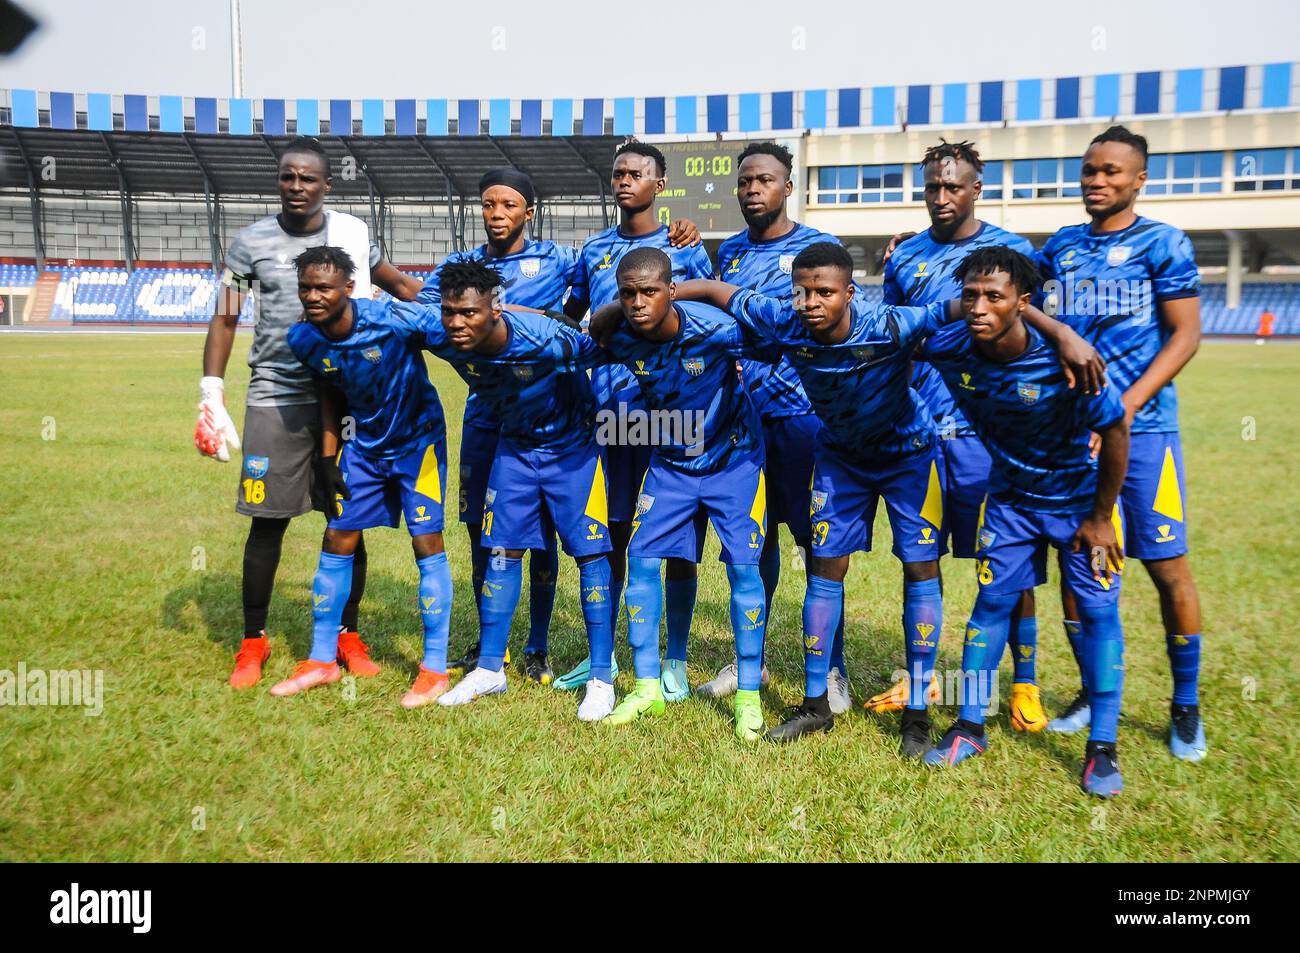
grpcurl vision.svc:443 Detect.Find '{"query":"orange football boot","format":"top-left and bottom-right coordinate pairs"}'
top-left (863, 673), bottom-right (941, 713)
top-left (269, 659), bottom-right (342, 697)
top-left (400, 666), bottom-right (451, 709)
top-left (337, 627), bottom-right (381, 677)
top-left (229, 633), bottom-right (270, 689)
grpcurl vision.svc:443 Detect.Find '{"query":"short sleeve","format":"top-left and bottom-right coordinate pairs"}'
top-left (550, 323), bottom-right (609, 372)
top-left (685, 245), bottom-right (716, 281)
top-left (726, 289), bottom-right (786, 345)
top-left (881, 254), bottom-right (904, 305)
top-left (386, 300), bottom-right (442, 338)
top-left (416, 260), bottom-right (445, 308)
top-left (889, 301), bottom-right (951, 346)
top-left (1086, 379), bottom-right (1127, 431)
top-left (221, 229), bottom-right (255, 292)
top-left (557, 244), bottom-right (582, 287)
top-left (1152, 230), bottom-right (1199, 301)
top-left (567, 248), bottom-right (591, 312)
top-left (286, 324), bottom-right (313, 368)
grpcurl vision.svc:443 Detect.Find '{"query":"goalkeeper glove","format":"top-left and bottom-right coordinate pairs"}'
top-left (194, 376), bottom-right (241, 462)
top-left (315, 455), bottom-right (350, 518)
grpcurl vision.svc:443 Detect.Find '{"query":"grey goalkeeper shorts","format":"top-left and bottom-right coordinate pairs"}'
top-left (235, 403), bottom-right (325, 518)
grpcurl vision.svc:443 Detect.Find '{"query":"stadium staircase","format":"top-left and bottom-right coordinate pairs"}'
top-left (28, 271), bottom-right (60, 323)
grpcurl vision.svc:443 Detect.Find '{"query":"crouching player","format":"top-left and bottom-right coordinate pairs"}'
top-left (918, 246), bottom-right (1130, 798)
top-left (274, 246), bottom-right (454, 706)
top-left (589, 248), bottom-right (768, 740)
top-left (426, 261), bottom-right (618, 720)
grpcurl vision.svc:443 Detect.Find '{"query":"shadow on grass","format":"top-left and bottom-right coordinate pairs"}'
top-left (159, 570), bottom-right (448, 678)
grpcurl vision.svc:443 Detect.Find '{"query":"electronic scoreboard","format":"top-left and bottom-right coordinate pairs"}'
top-left (653, 139), bottom-right (758, 234)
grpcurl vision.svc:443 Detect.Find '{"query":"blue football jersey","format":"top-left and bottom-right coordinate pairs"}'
top-left (287, 298), bottom-right (445, 460)
top-left (717, 222), bottom-right (835, 420)
top-left (728, 289), bottom-right (949, 460)
top-left (418, 239), bottom-right (581, 430)
top-left (884, 221), bottom-right (1037, 438)
top-left (570, 225), bottom-right (715, 411)
top-left (603, 300), bottom-right (763, 474)
top-left (920, 322), bottom-right (1126, 514)
top-left (424, 308), bottom-right (604, 452)
top-left (1037, 216), bottom-right (1198, 434)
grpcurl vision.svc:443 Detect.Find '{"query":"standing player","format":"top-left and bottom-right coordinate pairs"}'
top-left (589, 248), bottom-right (768, 740)
top-left (918, 246), bottom-right (1130, 798)
top-left (271, 247), bottom-right (453, 705)
top-left (1038, 126), bottom-right (1207, 761)
top-left (196, 136), bottom-right (424, 688)
top-left (694, 141), bottom-right (852, 713)
top-left (553, 140), bottom-right (715, 693)
top-left (425, 261), bottom-right (619, 721)
top-left (673, 244), bottom-right (1102, 750)
top-left (416, 168), bottom-right (576, 686)
top-left (867, 140), bottom-right (1046, 733)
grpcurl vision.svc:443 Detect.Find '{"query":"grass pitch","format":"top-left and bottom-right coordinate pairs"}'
top-left (0, 332), bottom-right (1296, 861)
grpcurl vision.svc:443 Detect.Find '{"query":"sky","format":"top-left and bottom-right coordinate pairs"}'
top-left (0, 0), bottom-right (1297, 100)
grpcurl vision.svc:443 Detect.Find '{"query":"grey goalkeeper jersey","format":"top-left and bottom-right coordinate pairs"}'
top-left (222, 211), bottom-right (380, 406)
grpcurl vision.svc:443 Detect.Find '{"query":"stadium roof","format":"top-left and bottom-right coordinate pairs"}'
top-left (0, 127), bottom-right (624, 202)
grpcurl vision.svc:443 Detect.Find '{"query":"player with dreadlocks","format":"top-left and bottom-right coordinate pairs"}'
top-left (865, 139), bottom-right (1048, 752)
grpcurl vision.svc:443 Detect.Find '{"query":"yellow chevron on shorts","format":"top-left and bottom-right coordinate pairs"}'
top-left (414, 444), bottom-right (442, 503)
top-left (976, 494), bottom-right (988, 537)
top-left (749, 469), bottom-right (767, 537)
top-left (1109, 502), bottom-right (1125, 574)
top-left (584, 455), bottom-right (608, 526)
top-left (1152, 446), bottom-right (1184, 522)
top-left (920, 460), bottom-right (943, 529)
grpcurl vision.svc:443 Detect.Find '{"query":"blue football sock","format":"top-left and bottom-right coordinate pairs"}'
top-left (957, 589), bottom-right (1019, 726)
top-left (309, 551), bottom-right (354, 663)
top-left (727, 563), bottom-right (766, 692)
top-left (1166, 633), bottom-right (1201, 706)
top-left (903, 577), bottom-right (943, 710)
top-left (470, 540), bottom-right (488, 614)
top-left (1009, 611), bottom-right (1039, 684)
top-left (625, 557), bottom-right (664, 679)
top-left (478, 555), bottom-right (522, 672)
top-left (608, 575), bottom-right (625, 636)
top-left (579, 557), bottom-right (615, 684)
top-left (664, 576), bottom-right (696, 663)
top-left (1063, 618), bottom-right (1087, 691)
top-left (1079, 602), bottom-right (1125, 743)
top-left (525, 536), bottom-right (559, 655)
top-left (416, 552), bottom-right (453, 672)
top-left (802, 575), bottom-right (844, 698)
top-left (829, 590), bottom-right (846, 674)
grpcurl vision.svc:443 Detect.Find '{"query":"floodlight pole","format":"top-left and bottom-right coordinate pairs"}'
top-left (230, 0), bottom-right (244, 99)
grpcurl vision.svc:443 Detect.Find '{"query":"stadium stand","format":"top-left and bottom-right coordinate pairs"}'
top-left (1, 61), bottom-right (1297, 330)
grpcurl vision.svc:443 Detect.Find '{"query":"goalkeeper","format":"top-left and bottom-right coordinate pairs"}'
top-left (194, 136), bottom-right (423, 689)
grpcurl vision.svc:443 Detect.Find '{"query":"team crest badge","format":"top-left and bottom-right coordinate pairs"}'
top-left (244, 455), bottom-right (269, 479)
top-left (852, 346), bottom-right (875, 362)
top-left (680, 356), bottom-right (705, 377)
top-left (1017, 381), bottom-right (1041, 404)
top-left (778, 254), bottom-right (795, 275)
top-left (810, 490), bottom-right (828, 512)
top-left (512, 365), bottom-right (534, 381)
top-left (1106, 245), bottom-right (1131, 267)
top-left (363, 346), bottom-right (382, 364)
top-left (636, 493), bottom-right (655, 515)
top-left (978, 528), bottom-right (996, 550)
top-left (484, 489), bottom-right (496, 507)
top-left (520, 258), bottom-right (540, 279)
